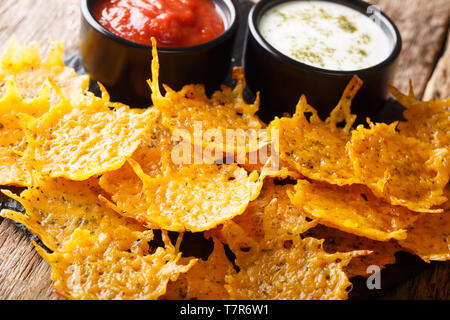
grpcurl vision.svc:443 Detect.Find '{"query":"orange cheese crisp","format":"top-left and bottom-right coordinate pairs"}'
top-left (99, 119), bottom-right (173, 226)
top-left (0, 39), bottom-right (89, 104)
top-left (107, 158), bottom-right (263, 232)
top-left (288, 180), bottom-right (422, 241)
top-left (0, 82), bottom-right (50, 186)
top-left (230, 179), bottom-right (318, 242)
top-left (164, 238), bottom-right (234, 300)
top-left (214, 198), bottom-right (368, 300)
top-left (389, 84), bottom-right (450, 149)
top-left (35, 225), bottom-right (197, 300)
top-left (268, 76), bottom-right (362, 186)
top-left (1, 178), bottom-right (145, 251)
top-left (221, 219), bottom-right (358, 300)
top-left (21, 91), bottom-right (159, 181)
top-left (305, 225), bottom-right (402, 278)
top-left (348, 122), bottom-right (449, 212)
top-left (148, 39), bottom-right (265, 154)
top-left (399, 188), bottom-right (450, 262)
top-left (399, 212), bottom-right (450, 262)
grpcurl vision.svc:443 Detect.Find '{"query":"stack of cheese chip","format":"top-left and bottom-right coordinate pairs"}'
top-left (0, 38), bottom-right (448, 300)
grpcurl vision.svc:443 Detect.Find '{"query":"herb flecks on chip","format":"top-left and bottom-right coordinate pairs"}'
top-left (164, 238), bottom-right (234, 300)
top-left (288, 180), bottom-right (422, 241)
top-left (305, 225), bottom-right (402, 278)
top-left (21, 90), bottom-right (159, 181)
top-left (99, 119), bottom-right (173, 229)
top-left (107, 157), bottom-right (263, 232)
top-left (220, 202), bottom-right (364, 300)
top-left (35, 226), bottom-right (197, 300)
top-left (399, 188), bottom-right (450, 262)
top-left (147, 38), bottom-right (265, 154)
top-left (389, 83), bottom-right (450, 149)
top-left (1, 178), bottom-right (145, 251)
top-left (268, 76), bottom-right (362, 186)
top-left (228, 179), bottom-right (318, 242)
top-left (348, 121), bottom-right (449, 213)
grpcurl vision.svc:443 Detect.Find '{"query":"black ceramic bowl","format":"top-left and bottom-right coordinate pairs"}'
top-left (244, 0), bottom-right (402, 122)
top-left (80, 0), bottom-right (239, 107)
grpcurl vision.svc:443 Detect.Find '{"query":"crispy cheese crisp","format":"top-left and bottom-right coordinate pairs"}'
top-left (288, 180), bottom-right (422, 241)
top-left (100, 114), bottom-right (266, 233)
top-left (34, 225), bottom-right (197, 300)
top-left (237, 145), bottom-right (301, 180)
top-left (267, 76), bottom-right (362, 186)
top-left (221, 218), bottom-right (357, 300)
top-left (305, 225), bottom-right (402, 278)
top-left (1, 178), bottom-right (145, 251)
top-left (105, 157), bottom-right (263, 232)
top-left (389, 84), bottom-right (450, 149)
top-left (0, 38), bottom-right (89, 104)
top-left (399, 212), bottom-right (450, 262)
top-left (239, 161), bottom-right (300, 180)
top-left (147, 39), bottom-right (265, 154)
top-left (21, 91), bottom-right (159, 181)
top-left (164, 238), bottom-right (234, 300)
top-left (99, 119), bottom-right (173, 226)
top-left (348, 122), bottom-right (449, 213)
top-left (230, 179), bottom-right (318, 242)
top-left (399, 188), bottom-right (450, 262)
top-left (0, 81), bottom-right (50, 186)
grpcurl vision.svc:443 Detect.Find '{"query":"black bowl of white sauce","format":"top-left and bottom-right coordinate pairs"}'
top-left (244, 0), bottom-right (402, 122)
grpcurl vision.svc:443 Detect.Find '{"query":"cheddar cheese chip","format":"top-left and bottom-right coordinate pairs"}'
top-left (106, 158), bottom-right (263, 232)
top-left (305, 225), bottom-right (402, 278)
top-left (268, 76), bottom-right (362, 186)
top-left (389, 84), bottom-right (450, 149)
top-left (21, 92), bottom-right (158, 181)
top-left (164, 238), bottom-right (234, 300)
top-left (99, 119), bottom-right (173, 225)
top-left (147, 39), bottom-right (265, 154)
top-left (348, 122), bottom-right (449, 212)
top-left (1, 178), bottom-right (145, 251)
top-left (35, 225), bottom-right (197, 300)
top-left (0, 81), bottom-right (50, 186)
top-left (288, 180), bottom-right (422, 241)
top-left (237, 143), bottom-right (300, 180)
top-left (221, 220), bottom-right (357, 300)
top-left (230, 179), bottom-right (317, 242)
top-left (100, 113), bottom-right (266, 233)
top-left (399, 187), bottom-right (450, 262)
top-left (399, 212), bottom-right (450, 262)
top-left (0, 39), bottom-right (89, 104)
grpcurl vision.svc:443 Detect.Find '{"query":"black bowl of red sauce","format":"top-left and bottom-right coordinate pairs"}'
top-left (80, 0), bottom-right (239, 107)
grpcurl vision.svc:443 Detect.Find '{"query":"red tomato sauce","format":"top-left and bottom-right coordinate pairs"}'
top-left (92, 0), bottom-right (225, 47)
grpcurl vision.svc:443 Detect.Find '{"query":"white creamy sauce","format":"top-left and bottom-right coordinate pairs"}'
top-left (259, 1), bottom-right (392, 71)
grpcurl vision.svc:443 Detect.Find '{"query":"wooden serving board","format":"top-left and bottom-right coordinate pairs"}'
top-left (0, 0), bottom-right (449, 300)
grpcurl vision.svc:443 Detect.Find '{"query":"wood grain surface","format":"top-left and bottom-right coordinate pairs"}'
top-left (371, 0), bottom-right (450, 98)
top-left (424, 31), bottom-right (450, 100)
top-left (0, 0), bottom-right (449, 300)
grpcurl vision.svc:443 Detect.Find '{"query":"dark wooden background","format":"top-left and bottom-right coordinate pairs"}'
top-left (0, 0), bottom-right (448, 299)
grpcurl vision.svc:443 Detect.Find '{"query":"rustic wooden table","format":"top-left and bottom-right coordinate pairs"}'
top-left (0, 0), bottom-right (449, 300)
